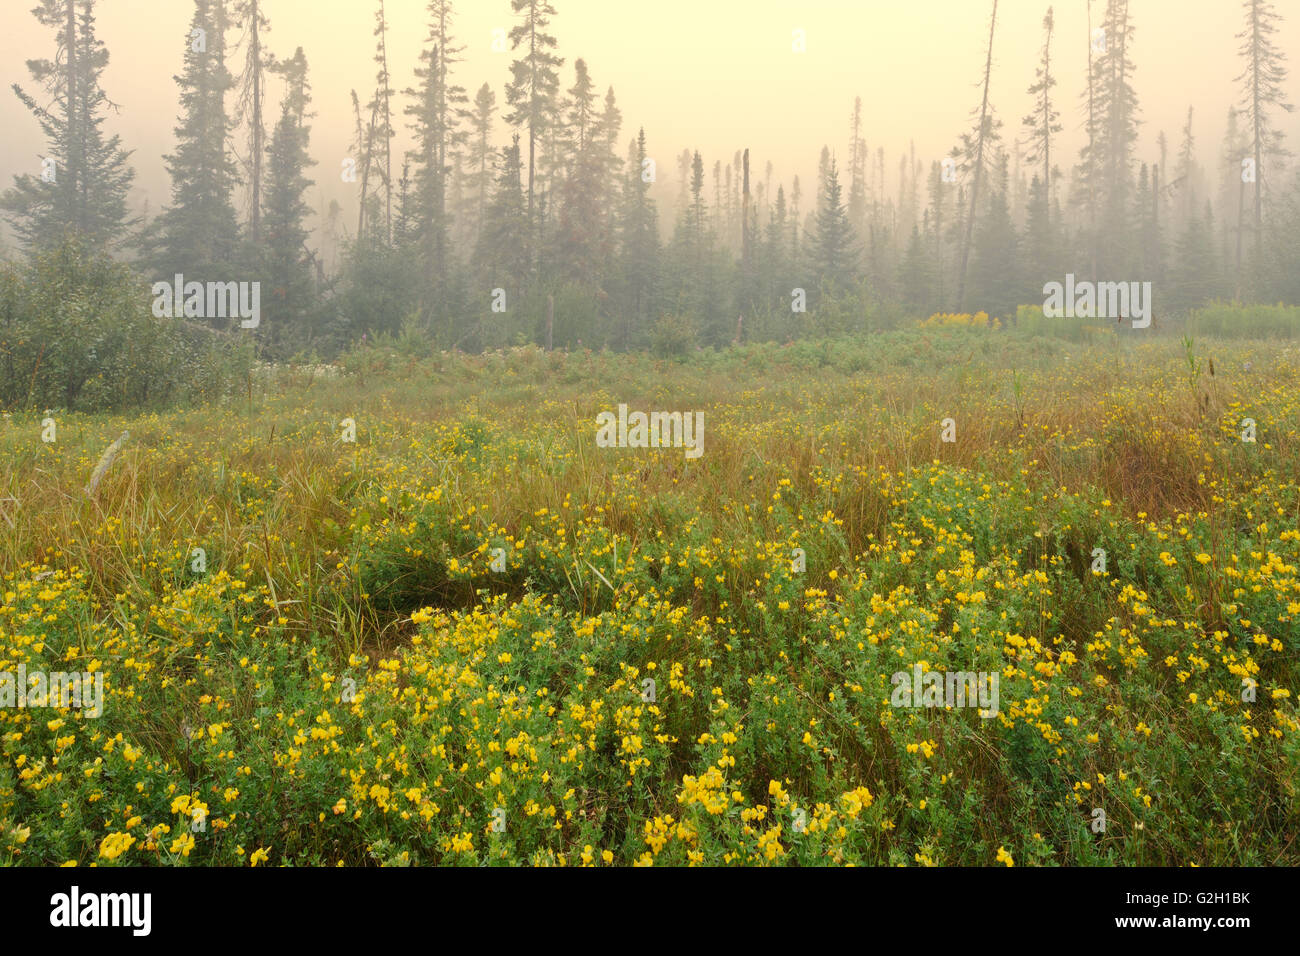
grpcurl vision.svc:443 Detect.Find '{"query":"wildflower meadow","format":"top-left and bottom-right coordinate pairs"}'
top-left (2, 328), bottom-right (1296, 867)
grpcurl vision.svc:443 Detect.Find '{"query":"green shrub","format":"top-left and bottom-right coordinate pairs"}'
top-left (1014, 303), bottom-right (1117, 343)
top-left (0, 237), bottom-right (252, 412)
top-left (1185, 301), bottom-right (1300, 339)
top-left (650, 314), bottom-right (697, 359)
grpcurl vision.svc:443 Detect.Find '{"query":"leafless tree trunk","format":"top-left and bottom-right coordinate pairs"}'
top-left (378, 0), bottom-right (393, 243)
top-left (249, 0), bottom-right (263, 242)
top-left (1086, 0), bottom-right (1097, 282)
top-left (66, 0), bottom-right (79, 229)
top-left (742, 149), bottom-right (751, 268)
top-left (956, 0), bottom-right (999, 312)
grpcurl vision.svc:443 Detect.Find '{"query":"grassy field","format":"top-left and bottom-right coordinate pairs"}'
top-left (1, 327), bottom-right (1297, 866)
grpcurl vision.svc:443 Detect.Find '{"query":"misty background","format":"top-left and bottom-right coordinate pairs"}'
top-left (3, 0), bottom-right (1300, 413)
top-left (2, 0), bottom-right (1290, 253)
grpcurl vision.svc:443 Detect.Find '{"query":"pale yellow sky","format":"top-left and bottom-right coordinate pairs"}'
top-left (2, 0), bottom-right (1296, 237)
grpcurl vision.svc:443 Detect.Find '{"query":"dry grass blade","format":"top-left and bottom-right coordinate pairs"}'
top-left (84, 430), bottom-right (130, 499)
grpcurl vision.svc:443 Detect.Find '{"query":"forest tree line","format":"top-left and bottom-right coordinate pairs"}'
top-left (3, 0), bottom-right (1300, 367)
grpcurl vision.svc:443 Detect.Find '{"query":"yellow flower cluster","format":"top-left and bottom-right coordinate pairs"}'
top-left (1, 337), bottom-right (1297, 867)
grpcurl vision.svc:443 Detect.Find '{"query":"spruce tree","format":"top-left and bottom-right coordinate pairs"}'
top-left (554, 59), bottom-right (603, 285)
top-left (1022, 172), bottom-right (1058, 297)
top-left (760, 184), bottom-right (792, 323)
top-left (232, 0), bottom-right (270, 242)
top-left (810, 160), bottom-right (860, 295)
top-left (505, 0), bottom-right (563, 237)
top-left (968, 157), bottom-right (1018, 321)
top-left (954, 0), bottom-right (1001, 311)
top-left (667, 150), bottom-right (730, 344)
top-left (614, 128), bottom-right (660, 348)
top-left (897, 224), bottom-right (935, 317)
top-left (405, 43), bottom-right (458, 312)
top-left (1094, 0), bottom-right (1141, 277)
top-left (1219, 107), bottom-right (1250, 290)
top-left (466, 83), bottom-right (497, 248)
top-left (474, 136), bottom-right (529, 305)
top-left (925, 160), bottom-right (950, 306)
top-left (1173, 106), bottom-right (1199, 230)
top-left (149, 0), bottom-right (241, 282)
top-left (1022, 7), bottom-right (1062, 226)
top-left (1268, 168), bottom-right (1300, 302)
top-left (1072, 0), bottom-right (1102, 279)
top-left (267, 46), bottom-right (312, 127)
top-left (1170, 205), bottom-right (1223, 311)
top-left (1133, 162), bottom-right (1164, 284)
top-left (848, 97), bottom-right (868, 234)
top-left (1236, 0), bottom-right (1294, 271)
top-left (595, 87), bottom-right (624, 279)
top-left (3, 0), bottom-right (136, 250)
top-left (404, 0), bottom-right (468, 299)
top-left (262, 89), bottom-right (317, 357)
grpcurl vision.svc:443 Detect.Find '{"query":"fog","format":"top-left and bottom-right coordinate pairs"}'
top-left (3, 0), bottom-right (1289, 244)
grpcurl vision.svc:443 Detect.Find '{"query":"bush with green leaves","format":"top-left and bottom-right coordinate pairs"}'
top-left (0, 237), bottom-right (252, 412)
top-left (650, 314), bottom-right (697, 358)
top-left (1184, 301), bottom-right (1300, 340)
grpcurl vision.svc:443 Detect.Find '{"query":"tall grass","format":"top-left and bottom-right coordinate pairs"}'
top-left (1, 330), bottom-right (1297, 866)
